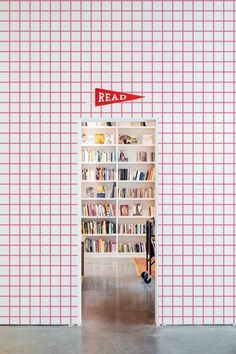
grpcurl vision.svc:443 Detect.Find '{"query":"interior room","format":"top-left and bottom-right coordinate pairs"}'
top-left (79, 119), bottom-right (158, 325)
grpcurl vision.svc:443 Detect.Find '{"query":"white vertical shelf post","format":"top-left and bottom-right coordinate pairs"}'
top-left (77, 121), bottom-right (82, 325)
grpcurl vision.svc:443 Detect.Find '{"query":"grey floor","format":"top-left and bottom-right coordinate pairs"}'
top-left (1, 258), bottom-right (236, 354)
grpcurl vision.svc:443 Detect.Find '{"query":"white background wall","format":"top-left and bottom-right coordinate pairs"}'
top-left (0, 0), bottom-right (235, 325)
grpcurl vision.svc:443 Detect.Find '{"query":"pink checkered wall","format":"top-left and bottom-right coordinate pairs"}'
top-left (0, 0), bottom-right (235, 325)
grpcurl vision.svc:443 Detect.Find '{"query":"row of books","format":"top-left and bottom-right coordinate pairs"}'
top-left (82, 220), bottom-right (116, 235)
top-left (82, 149), bottom-right (116, 163)
top-left (118, 242), bottom-right (146, 253)
top-left (84, 239), bottom-right (146, 253)
top-left (85, 183), bottom-right (116, 199)
top-left (118, 223), bottom-right (147, 235)
top-left (82, 203), bottom-right (116, 217)
top-left (136, 151), bottom-right (155, 162)
top-left (85, 239), bottom-right (117, 253)
top-left (82, 168), bottom-right (116, 181)
top-left (118, 168), bottom-right (155, 181)
top-left (82, 133), bottom-right (114, 145)
top-left (118, 187), bottom-right (154, 199)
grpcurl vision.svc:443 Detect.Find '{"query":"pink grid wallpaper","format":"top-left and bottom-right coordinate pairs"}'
top-left (0, 1), bottom-right (77, 325)
top-left (0, 0), bottom-right (235, 325)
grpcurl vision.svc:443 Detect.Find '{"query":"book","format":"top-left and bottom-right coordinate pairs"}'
top-left (142, 134), bottom-right (153, 145)
top-left (88, 135), bottom-right (95, 144)
top-left (136, 151), bottom-right (147, 162)
top-left (132, 203), bottom-right (143, 216)
top-left (149, 206), bottom-right (156, 217)
top-left (104, 133), bottom-right (114, 145)
top-left (95, 133), bottom-right (105, 144)
top-left (120, 205), bottom-right (129, 216)
top-left (86, 187), bottom-right (94, 198)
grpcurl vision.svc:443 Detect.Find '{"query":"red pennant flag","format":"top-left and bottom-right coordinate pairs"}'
top-left (95, 88), bottom-right (144, 107)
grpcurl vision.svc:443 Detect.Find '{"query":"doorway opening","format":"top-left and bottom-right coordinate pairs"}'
top-left (78, 118), bottom-right (158, 326)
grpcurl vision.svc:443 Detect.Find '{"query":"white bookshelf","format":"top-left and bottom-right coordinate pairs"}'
top-left (79, 120), bottom-right (157, 257)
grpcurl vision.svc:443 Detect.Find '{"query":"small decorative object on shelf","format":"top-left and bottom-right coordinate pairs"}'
top-left (119, 150), bottom-right (128, 161)
top-left (120, 204), bottom-right (129, 216)
top-left (97, 185), bottom-right (106, 198)
top-left (142, 134), bottom-right (153, 145)
top-left (82, 133), bottom-right (88, 145)
top-left (132, 203), bottom-right (143, 216)
top-left (119, 134), bottom-right (137, 144)
top-left (95, 133), bottom-right (105, 144)
top-left (86, 187), bottom-right (94, 198)
top-left (104, 133), bottom-right (114, 145)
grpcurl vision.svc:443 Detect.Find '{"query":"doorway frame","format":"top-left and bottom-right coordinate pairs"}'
top-left (77, 117), bottom-right (159, 326)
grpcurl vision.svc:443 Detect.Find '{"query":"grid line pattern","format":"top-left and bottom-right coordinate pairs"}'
top-left (159, 0), bottom-right (236, 325)
top-left (0, 0), bottom-right (236, 326)
top-left (78, 0), bottom-right (236, 325)
top-left (0, 1), bottom-right (77, 325)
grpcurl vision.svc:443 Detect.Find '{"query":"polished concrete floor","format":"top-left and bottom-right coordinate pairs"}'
top-left (0, 258), bottom-right (236, 354)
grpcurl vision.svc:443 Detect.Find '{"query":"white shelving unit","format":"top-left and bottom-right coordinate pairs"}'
top-left (79, 120), bottom-right (157, 257)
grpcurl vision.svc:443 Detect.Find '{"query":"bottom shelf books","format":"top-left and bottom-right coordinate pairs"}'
top-left (85, 238), bottom-right (146, 254)
top-left (85, 238), bottom-right (117, 253)
top-left (118, 242), bottom-right (146, 253)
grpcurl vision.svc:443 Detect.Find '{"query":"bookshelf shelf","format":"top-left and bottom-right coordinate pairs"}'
top-left (81, 144), bottom-right (116, 147)
top-left (118, 216), bottom-right (154, 219)
top-left (81, 197), bottom-right (115, 201)
top-left (82, 180), bottom-right (116, 183)
top-left (79, 120), bottom-right (157, 257)
top-left (82, 216), bottom-right (116, 219)
top-left (118, 198), bottom-right (155, 201)
top-left (118, 161), bottom-right (155, 164)
top-left (118, 180), bottom-right (155, 183)
top-left (118, 126), bottom-right (154, 129)
top-left (81, 162), bottom-right (116, 165)
top-left (118, 144), bottom-right (155, 147)
top-left (118, 234), bottom-right (146, 236)
top-left (83, 234), bottom-right (117, 237)
top-left (85, 252), bottom-right (146, 257)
